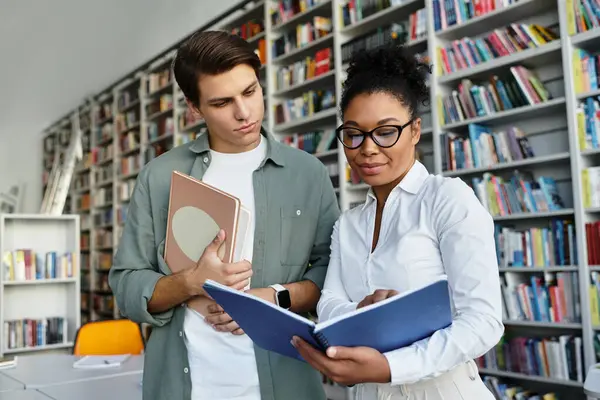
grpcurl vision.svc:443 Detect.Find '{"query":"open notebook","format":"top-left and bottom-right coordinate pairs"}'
top-left (72, 354), bottom-right (130, 369)
top-left (203, 278), bottom-right (453, 361)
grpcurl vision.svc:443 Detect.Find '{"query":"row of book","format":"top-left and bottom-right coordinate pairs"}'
top-left (95, 122), bottom-right (113, 144)
top-left (147, 117), bottom-right (175, 142)
top-left (586, 221), bottom-right (600, 265)
top-left (341, 22), bottom-right (419, 65)
top-left (432, 0), bottom-right (521, 33)
top-left (269, 0), bottom-right (326, 27)
top-left (230, 19), bottom-right (264, 42)
top-left (565, 0), bottom-right (600, 36)
top-left (117, 179), bottom-right (135, 203)
top-left (274, 47), bottom-right (332, 91)
top-left (339, 0), bottom-right (398, 27)
top-left (589, 272), bottom-right (600, 326)
top-left (94, 100), bottom-right (112, 123)
top-left (438, 24), bottom-right (558, 76)
top-left (146, 94), bottom-right (173, 118)
top-left (469, 171), bottom-right (565, 218)
top-left (117, 203), bottom-right (129, 226)
top-left (116, 110), bottom-right (140, 135)
top-left (272, 17), bottom-right (332, 60)
top-left (2, 250), bottom-right (77, 281)
top-left (93, 293), bottom-right (115, 318)
top-left (120, 131), bottom-right (140, 154)
top-left (4, 317), bottom-right (68, 351)
top-left (94, 229), bottom-right (113, 249)
top-left (440, 66), bottom-right (552, 126)
top-left (93, 187), bottom-right (113, 208)
top-left (575, 96), bottom-right (600, 151)
top-left (73, 173), bottom-right (91, 191)
top-left (477, 334), bottom-right (584, 384)
top-left (93, 208), bottom-right (112, 227)
top-left (483, 375), bottom-right (560, 399)
top-left (501, 271), bottom-right (581, 324)
top-left (117, 86), bottom-right (140, 112)
top-left (581, 167), bottom-right (600, 209)
top-left (95, 164), bottom-right (113, 185)
top-left (75, 193), bottom-right (90, 213)
top-left (93, 142), bottom-right (113, 165)
top-left (281, 129), bottom-right (336, 155)
top-left (81, 232), bottom-right (90, 251)
top-left (273, 88), bottom-right (335, 125)
top-left (146, 67), bottom-right (171, 95)
top-left (494, 220), bottom-right (578, 268)
top-left (441, 124), bottom-right (534, 172)
top-left (177, 107), bottom-right (204, 132)
top-left (572, 48), bottom-right (599, 96)
top-left (120, 154), bottom-right (141, 178)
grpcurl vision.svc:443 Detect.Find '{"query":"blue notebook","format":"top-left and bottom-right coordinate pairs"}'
top-left (203, 278), bottom-right (453, 361)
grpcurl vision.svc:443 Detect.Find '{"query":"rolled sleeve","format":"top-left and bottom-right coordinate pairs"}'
top-left (384, 179), bottom-right (504, 385)
top-left (302, 165), bottom-right (340, 290)
top-left (108, 170), bottom-right (174, 327)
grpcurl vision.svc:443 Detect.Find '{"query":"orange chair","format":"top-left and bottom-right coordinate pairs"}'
top-left (73, 319), bottom-right (145, 356)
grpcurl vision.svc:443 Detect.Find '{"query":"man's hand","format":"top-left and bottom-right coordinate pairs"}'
top-left (183, 229), bottom-right (253, 296)
top-left (292, 336), bottom-right (391, 386)
top-left (205, 287), bottom-right (276, 334)
top-left (357, 289), bottom-right (399, 309)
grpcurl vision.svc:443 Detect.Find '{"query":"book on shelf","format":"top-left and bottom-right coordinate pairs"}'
top-left (483, 375), bottom-right (559, 400)
top-left (494, 220), bottom-right (578, 268)
top-left (432, 0), bottom-right (521, 32)
top-left (587, 223), bottom-right (600, 266)
top-left (275, 47), bottom-right (332, 91)
top-left (281, 129), bottom-right (336, 155)
top-left (468, 170), bottom-right (565, 218)
top-left (202, 278), bottom-right (452, 362)
top-left (501, 271), bottom-right (581, 324)
top-left (4, 317), bottom-right (68, 351)
top-left (588, 272), bottom-right (600, 326)
top-left (565, 0), bottom-right (600, 36)
top-left (271, 17), bottom-right (332, 59)
top-left (273, 89), bottom-right (336, 125)
top-left (442, 124), bottom-right (535, 172)
top-left (575, 96), bottom-right (600, 151)
top-left (477, 333), bottom-right (584, 384)
top-left (439, 65), bottom-right (552, 126)
top-left (438, 23), bottom-right (559, 76)
top-left (164, 171), bottom-right (251, 312)
top-left (2, 250), bottom-right (76, 281)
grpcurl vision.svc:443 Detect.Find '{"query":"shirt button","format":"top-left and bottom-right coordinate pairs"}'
top-left (203, 157), bottom-right (208, 163)
top-left (184, 367), bottom-right (189, 374)
top-left (296, 209), bottom-right (301, 216)
top-left (179, 331), bottom-right (183, 337)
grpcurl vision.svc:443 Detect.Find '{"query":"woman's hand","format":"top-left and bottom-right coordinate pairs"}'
top-left (357, 289), bottom-right (399, 309)
top-left (291, 336), bottom-right (391, 386)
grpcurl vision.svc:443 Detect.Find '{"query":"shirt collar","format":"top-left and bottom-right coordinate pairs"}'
top-left (189, 125), bottom-right (285, 167)
top-left (364, 160), bottom-right (429, 207)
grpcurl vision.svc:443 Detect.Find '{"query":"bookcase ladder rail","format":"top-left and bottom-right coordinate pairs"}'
top-left (41, 112), bottom-right (84, 215)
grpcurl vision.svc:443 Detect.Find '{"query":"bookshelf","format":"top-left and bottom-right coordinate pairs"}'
top-left (0, 214), bottom-right (80, 357)
top-left (38, 0), bottom-right (600, 397)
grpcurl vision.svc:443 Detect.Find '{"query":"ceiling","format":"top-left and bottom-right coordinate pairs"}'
top-left (0, 0), bottom-right (240, 135)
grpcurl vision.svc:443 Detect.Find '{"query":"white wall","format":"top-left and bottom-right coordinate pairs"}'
top-left (0, 0), bottom-right (241, 212)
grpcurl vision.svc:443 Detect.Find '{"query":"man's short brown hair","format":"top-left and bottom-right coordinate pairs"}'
top-left (172, 30), bottom-right (262, 107)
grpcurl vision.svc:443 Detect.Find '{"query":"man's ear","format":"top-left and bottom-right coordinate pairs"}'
top-left (186, 98), bottom-right (204, 120)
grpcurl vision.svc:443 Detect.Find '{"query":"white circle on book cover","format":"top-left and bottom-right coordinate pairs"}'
top-left (172, 206), bottom-right (225, 261)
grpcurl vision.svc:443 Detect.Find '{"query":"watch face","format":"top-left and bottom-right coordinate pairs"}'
top-left (277, 290), bottom-right (291, 309)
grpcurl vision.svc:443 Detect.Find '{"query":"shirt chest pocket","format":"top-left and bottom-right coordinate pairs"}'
top-left (280, 206), bottom-right (315, 268)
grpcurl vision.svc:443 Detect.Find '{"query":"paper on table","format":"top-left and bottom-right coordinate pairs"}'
top-left (0, 355), bottom-right (17, 369)
top-left (72, 354), bottom-right (131, 369)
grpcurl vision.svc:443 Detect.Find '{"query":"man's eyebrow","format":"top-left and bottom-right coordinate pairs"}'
top-left (207, 81), bottom-right (258, 103)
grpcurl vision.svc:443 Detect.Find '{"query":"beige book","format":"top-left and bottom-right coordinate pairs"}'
top-left (164, 171), bottom-right (251, 314)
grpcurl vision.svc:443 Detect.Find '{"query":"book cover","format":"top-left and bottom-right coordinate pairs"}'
top-left (203, 278), bottom-right (453, 362)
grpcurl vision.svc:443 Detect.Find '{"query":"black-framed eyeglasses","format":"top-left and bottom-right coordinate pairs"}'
top-left (335, 120), bottom-right (414, 149)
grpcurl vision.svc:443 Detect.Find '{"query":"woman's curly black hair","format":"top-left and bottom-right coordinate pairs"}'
top-left (341, 44), bottom-right (431, 120)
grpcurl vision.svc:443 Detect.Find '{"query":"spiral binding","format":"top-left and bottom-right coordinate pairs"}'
top-left (314, 331), bottom-right (329, 349)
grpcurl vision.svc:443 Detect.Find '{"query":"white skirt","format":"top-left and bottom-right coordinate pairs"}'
top-left (352, 360), bottom-right (495, 400)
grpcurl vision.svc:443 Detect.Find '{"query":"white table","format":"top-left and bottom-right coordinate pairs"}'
top-left (0, 391), bottom-right (50, 399)
top-left (37, 373), bottom-right (142, 400)
top-left (0, 354), bottom-right (144, 389)
top-left (0, 372), bottom-right (25, 392)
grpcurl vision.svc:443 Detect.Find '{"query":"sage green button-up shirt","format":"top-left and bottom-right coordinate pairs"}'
top-left (108, 129), bottom-right (340, 400)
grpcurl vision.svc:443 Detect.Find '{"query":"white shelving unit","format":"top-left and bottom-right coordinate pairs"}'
top-left (38, 0), bottom-right (600, 398)
top-left (0, 214), bottom-right (81, 357)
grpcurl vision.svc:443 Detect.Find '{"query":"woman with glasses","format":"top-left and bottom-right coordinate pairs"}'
top-left (291, 44), bottom-right (503, 400)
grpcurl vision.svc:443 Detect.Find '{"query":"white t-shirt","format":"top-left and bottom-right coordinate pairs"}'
top-left (184, 136), bottom-right (266, 400)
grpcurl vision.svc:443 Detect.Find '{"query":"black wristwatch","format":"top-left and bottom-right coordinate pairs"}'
top-left (269, 284), bottom-right (291, 310)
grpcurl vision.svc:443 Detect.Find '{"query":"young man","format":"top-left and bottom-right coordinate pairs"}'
top-left (108, 31), bottom-right (340, 400)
